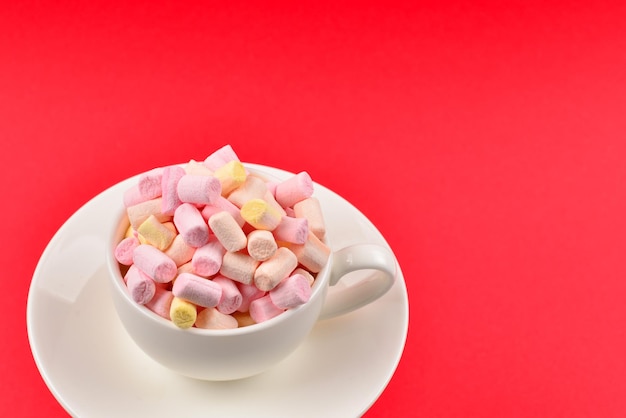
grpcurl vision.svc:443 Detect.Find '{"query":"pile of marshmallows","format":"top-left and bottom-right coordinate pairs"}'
top-left (114, 145), bottom-right (330, 330)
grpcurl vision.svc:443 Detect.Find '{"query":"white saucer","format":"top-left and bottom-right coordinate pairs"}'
top-left (27, 164), bottom-right (409, 418)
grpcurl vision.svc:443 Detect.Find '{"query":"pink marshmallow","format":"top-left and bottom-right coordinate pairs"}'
top-left (265, 181), bottom-right (278, 196)
top-left (203, 144), bottom-right (240, 171)
top-left (191, 238), bottom-right (226, 277)
top-left (272, 216), bottom-right (309, 245)
top-left (200, 204), bottom-right (221, 221)
top-left (208, 211), bottom-right (247, 252)
top-left (249, 295), bottom-right (284, 323)
top-left (132, 244), bottom-right (177, 283)
top-left (236, 282), bottom-right (266, 312)
top-left (124, 264), bottom-right (156, 305)
top-left (114, 236), bottom-right (140, 265)
top-left (292, 267), bottom-right (315, 287)
top-left (173, 203), bottom-right (209, 247)
top-left (138, 168), bottom-right (163, 199)
top-left (203, 198), bottom-right (247, 224)
top-left (144, 286), bottom-right (174, 319)
top-left (213, 276), bottom-right (243, 314)
top-left (177, 174), bottom-right (221, 205)
top-left (122, 168), bottom-right (164, 207)
top-left (123, 185), bottom-right (150, 208)
top-left (269, 273), bottom-right (312, 309)
top-left (274, 171), bottom-right (314, 208)
top-left (161, 165), bottom-right (185, 215)
top-left (172, 272), bottom-right (223, 308)
top-left (214, 197), bottom-right (245, 226)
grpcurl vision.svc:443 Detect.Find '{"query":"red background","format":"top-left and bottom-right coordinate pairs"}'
top-left (4, 1), bottom-right (626, 416)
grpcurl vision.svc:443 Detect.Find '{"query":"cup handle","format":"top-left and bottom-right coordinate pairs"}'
top-left (318, 244), bottom-right (397, 320)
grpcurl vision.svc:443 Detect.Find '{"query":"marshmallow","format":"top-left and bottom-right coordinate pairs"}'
top-left (200, 205), bottom-right (221, 222)
top-left (236, 282), bottom-right (266, 312)
top-left (138, 168), bottom-right (164, 199)
top-left (202, 197), bottom-right (246, 228)
top-left (137, 215), bottom-right (176, 251)
top-left (269, 273), bottom-right (311, 309)
top-left (219, 252), bottom-right (259, 285)
top-left (275, 171), bottom-right (313, 208)
top-left (240, 198), bottom-right (282, 231)
top-left (132, 244), bottom-right (177, 283)
top-left (177, 261), bottom-right (195, 276)
top-left (213, 160), bottom-right (247, 196)
top-left (246, 229), bottom-right (278, 261)
top-left (123, 185), bottom-right (151, 208)
top-left (185, 159), bottom-right (213, 176)
top-left (292, 267), bottom-right (315, 287)
top-left (164, 234), bottom-right (196, 267)
top-left (127, 198), bottom-right (171, 230)
top-left (124, 224), bottom-right (135, 239)
top-left (145, 286), bottom-right (174, 319)
top-left (124, 265), bottom-right (156, 305)
top-left (227, 175), bottom-right (267, 208)
top-left (249, 295), bottom-right (284, 323)
top-left (263, 190), bottom-right (287, 216)
top-left (208, 211), bottom-right (247, 252)
top-left (213, 276), bottom-right (243, 314)
top-left (290, 233), bottom-right (331, 273)
top-left (294, 197), bottom-right (326, 240)
top-left (169, 296), bottom-right (197, 329)
top-left (172, 272), bottom-right (223, 308)
top-left (254, 247), bottom-right (298, 291)
top-left (173, 203), bottom-right (209, 247)
top-left (272, 216), bottom-right (308, 245)
top-left (265, 180), bottom-right (278, 196)
top-left (122, 168), bottom-right (163, 208)
top-left (115, 236), bottom-right (140, 265)
top-left (204, 144), bottom-right (240, 171)
top-left (177, 174), bottom-right (221, 205)
top-left (195, 307), bottom-right (239, 330)
top-left (161, 165), bottom-right (185, 215)
top-left (232, 311), bottom-right (256, 327)
top-left (191, 238), bottom-right (226, 277)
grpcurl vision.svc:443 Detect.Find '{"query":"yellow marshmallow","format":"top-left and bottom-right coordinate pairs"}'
top-left (240, 198), bottom-right (282, 231)
top-left (169, 297), bottom-right (197, 329)
top-left (124, 224), bottom-right (135, 239)
top-left (213, 160), bottom-right (247, 195)
top-left (137, 215), bottom-right (176, 251)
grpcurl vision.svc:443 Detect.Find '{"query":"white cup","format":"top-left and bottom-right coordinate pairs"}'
top-left (106, 166), bottom-right (397, 381)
